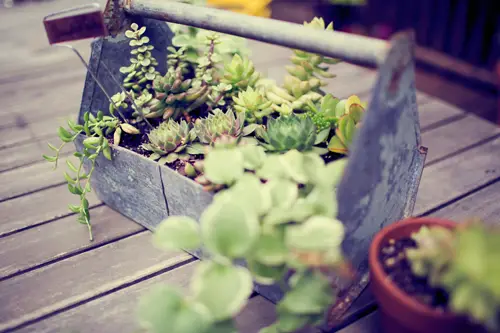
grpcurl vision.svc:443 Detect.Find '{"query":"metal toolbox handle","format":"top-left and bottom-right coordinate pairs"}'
top-left (123, 0), bottom-right (388, 67)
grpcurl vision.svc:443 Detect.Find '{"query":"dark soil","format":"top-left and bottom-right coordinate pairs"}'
top-left (379, 237), bottom-right (450, 311)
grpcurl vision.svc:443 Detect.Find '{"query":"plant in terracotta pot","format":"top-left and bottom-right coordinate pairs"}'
top-left (369, 217), bottom-right (499, 333)
top-left (134, 144), bottom-right (355, 333)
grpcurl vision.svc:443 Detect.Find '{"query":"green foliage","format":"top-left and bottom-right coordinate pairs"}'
top-left (142, 119), bottom-right (197, 164)
top-left (407, 220), bottom-right (500, 331)
top-left (257, 114), bottom-right (325, 154)
top-left (233, 87), bottom-right (273, 124)
top-left (110, 23), bottom-right (160, 120)
top-left (220, 54), bottom-right (260, 92)
top-left (139, 148), bottom-right (349, 333)
top-left (43, 111), bottom-right (140, 240)
top-left (327, 95), bottom-right (366, 155)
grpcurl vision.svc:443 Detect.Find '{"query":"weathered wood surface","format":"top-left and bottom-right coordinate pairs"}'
top-left (1, 1), bottom-right (500, 333)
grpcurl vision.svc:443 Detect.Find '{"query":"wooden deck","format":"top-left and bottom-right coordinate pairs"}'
top-left (1, 1), bottom-right (500, 333)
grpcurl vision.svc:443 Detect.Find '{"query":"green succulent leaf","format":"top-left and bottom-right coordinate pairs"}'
top-left (153, 216), bottom-right (201, 251)
top-left (200, 196), bottom-right (259, 259)
top-left (191, 262), bottom-right (253, 321)
top-left (137, 284), bottom-right (211, 333)
top-left (285, 216), bottom-right (345, 252)
top-left (203, 149), bottom-right (245, 185)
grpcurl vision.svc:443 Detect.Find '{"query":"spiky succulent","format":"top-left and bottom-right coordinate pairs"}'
top-left (407, 220), bottom-right (500, 332)
top-left (221, 54), bottom-right (260, 92)
top-left (142, 119), bottom-right (197, 164)
top-left (233, 87), bottom-right (273, 123)
top-left (194, 108), bottom-right (247, 145)
top-left (327, 95), bottom-right (366, 155)
top-left (258, 113), bottom-right (318, 153)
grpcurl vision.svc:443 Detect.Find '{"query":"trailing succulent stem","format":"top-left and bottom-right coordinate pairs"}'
top-left (407, 220), bottom-right (500, 331)
top-left (138, 148), bottom-right (351, 333)
top-left (43, 111), bottom-right (140, 240)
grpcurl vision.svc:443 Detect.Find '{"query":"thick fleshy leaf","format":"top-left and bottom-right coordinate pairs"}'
top-left (200, 198), bottom-right (259, 258)
top-left (327, 135), bottom-right (348, 154)
top-left (304, 186), bottom-right (338, 217)
top-left (153, 216), bottom-right (201, 251)
top-left (231, 173), bottom-right (271, 215)
top-left (137, 285), bottom-right (211, 333)
top-left (204, 149), bottom-right (245, 185)
top-left (256, 154), bottom-right (287, 180)
top-left (205, 320), bottom-right (238, 333)
top-left (314, 127), bottom-right (331, 145)
top-left (324, 158), bottom-right (348, 187)
top-left (278, 271), bottom-right (334, 315)
top-left (285, 216), bottom-right (345, 251)
top-left (279, 150), bottom-right (308, 183)
top-left (239, 144), bottom-right (266, 170)
top-left (191, 262), bottom-right (253, 321)
top-left (254, 227), bottom-right (288, 265)
top-left (301, 153), bottom-right (326, 185)
top-left (264, 179), bottom-right (298, 209)
top-left (247, 260), bottom-right (286, 285)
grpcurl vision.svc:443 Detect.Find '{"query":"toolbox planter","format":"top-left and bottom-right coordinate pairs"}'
top-left (74, 0), bottom-right (428, 329)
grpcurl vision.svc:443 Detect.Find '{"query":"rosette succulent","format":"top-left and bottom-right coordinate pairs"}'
top-left (258, 113), bottom-right (318, 153)
top-left (233, 87), bottom-right (273, 123)
top-left (328, 95), bottom-right (366, 155)
top-left (221, 54), bottom-right (260, 91)
top-left (142, 119), bottom-right (197, 164)
top-left (194, 108), bottom-right (247, 145)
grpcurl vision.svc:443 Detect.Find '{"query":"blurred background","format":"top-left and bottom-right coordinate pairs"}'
top-left (2, 0), bottom-right (499, 124)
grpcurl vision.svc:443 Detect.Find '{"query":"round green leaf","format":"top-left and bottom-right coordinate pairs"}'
top-left (153, 216), bottom-right (201, 251)
top-left (231, 173), bottom-right (271, 216)
top-left (280, 150), bottom-right (308, 184)
top-left (247, 260), bottom-right (286, 285)
top-left (204, 149), bottom-right (245, 185)
top-left (285, 216), bottom-right (345, 251)
top-left (264, 179), bottom-right (298, 209)
top-left (191, 262), bottom-right (253, 321)
top-left (200, 198), bottom-right (259, 258)
top-left (239, 144), bottom-right (266, 170)
top-left (137, 284), bottom-right (211, 333)
top-left (278, 271), bottom-right (333, 315)
top-left (253, 228), bottom-right (288, 266)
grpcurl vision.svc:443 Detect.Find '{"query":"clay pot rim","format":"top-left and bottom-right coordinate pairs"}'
top-left (369, 216), bottom-right (458, 320)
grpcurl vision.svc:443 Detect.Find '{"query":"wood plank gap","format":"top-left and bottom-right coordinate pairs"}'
top-left (0, 228), bottom-right (147, 283)
top-left (417, 176), bottom-right (500, 218)
top-left (0, 255), bottom-right (196, 333)
top-left (0, 203), bottom-right (105, 240)
top-left (0, 149), bottom-right (74, 175)
top-left (0, 133), bottom-right (58, 151)
top-left (425, 133), bottom-right (500, 167)
top-left (420, 113), bottom-right (468, 132)
top-left (0, 180), bottom-right (66, 205)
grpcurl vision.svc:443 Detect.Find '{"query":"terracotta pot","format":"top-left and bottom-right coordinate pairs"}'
top-left (368, 217), bottom-right (478, 333)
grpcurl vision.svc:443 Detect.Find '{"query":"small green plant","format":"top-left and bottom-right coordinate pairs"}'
top-left (137, 147), bottom-right (351, 333)
top-left (43, 112), bottom-right (140, 240)
top-left (406, 220), bottom-right (500, 332)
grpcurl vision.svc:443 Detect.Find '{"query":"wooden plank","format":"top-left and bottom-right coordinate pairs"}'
top-left (10, 260), bottom-right (314, 333)
top-left (0, 155), bottom-right (75, 202)
top-left (421, 114), bottom-right (500, 164)
top-left (432, 180), bottom-right (500, 224)
top-left (0, 206), bottom-right (144, 280)
top-left (0, 234), bottom-right (192, 331)
top-left (417, 98), bottom-right (465, 130)
top-left (337, 311), bottom-right (379, 333)
top-left (0, 134), bottom-right (74, 173)
top-left (0, 183), bottom-right (101, 237)
top-left (414, 136), bottom-right (500, 216)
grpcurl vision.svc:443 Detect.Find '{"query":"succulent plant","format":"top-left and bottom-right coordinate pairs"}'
top-left (327, 95), bottom-right (366, 155)
top-left (306, 93), bottom-right (341, 133)
top-left (142, 119), bottom-right (197, 164)
top-left (233, 87), bottom-right (273, 123)
top-left (257, 113), bottom-right (318, 153)
top-left (283, 17), bottom-right (341, 99)
top-left (407, 220), bottom-right (500, 332)
top-left (193, 108), bottom-right (253, 145)
top-left (220, 54), bottom-right (260, 92)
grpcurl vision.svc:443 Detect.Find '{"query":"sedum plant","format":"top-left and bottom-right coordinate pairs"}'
top-left (406, 220), bottom-right (500, 332)
top-left (43, 111), bottom-right (140, 241)
top-left (137, 147), bottom-right (351, 333)
top-left (233, 87), bottom-right (273, 124)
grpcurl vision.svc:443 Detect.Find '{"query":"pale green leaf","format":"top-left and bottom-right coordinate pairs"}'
top-left (203, 149), bottom-right (245, 185)
top-left (285, 216), bottom-right (344, 251)
top-left (191, 262), bottom-right (253, 321)
top-left (153, 216), bottom-right (201, 251)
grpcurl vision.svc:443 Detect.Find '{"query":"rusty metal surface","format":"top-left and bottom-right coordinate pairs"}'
top-left (43, 3), bottom-right (107, 44)
top-left (125, 0), bottom-right (389, 68)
